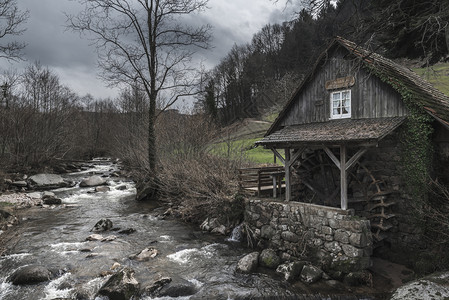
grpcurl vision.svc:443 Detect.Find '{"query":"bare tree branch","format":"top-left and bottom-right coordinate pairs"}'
top-left (66, 0), bottom-right (212, 172)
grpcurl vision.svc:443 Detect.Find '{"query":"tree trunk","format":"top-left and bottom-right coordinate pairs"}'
top-left (148, 96), bottom-right (156, 172)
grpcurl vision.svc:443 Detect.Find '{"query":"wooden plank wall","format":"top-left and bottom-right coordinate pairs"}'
top-left (281, 47), bottom-right (408, 127)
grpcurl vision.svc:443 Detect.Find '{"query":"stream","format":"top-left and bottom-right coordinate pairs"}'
top-left (0, 159), bottom-right (383, 300)
top-left (0, 158), bottom-right (305, 300)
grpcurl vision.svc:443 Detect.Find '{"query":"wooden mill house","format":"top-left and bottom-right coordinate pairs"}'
top-left (245, 37), bottom-right (449, 272)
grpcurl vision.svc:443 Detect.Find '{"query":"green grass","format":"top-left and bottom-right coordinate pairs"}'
top-left (208, 137), bottom-right (278, 165)
top-left (0, 201), bottom-right (13, 207)
top-left (414, 63), bottom-right (449, 96)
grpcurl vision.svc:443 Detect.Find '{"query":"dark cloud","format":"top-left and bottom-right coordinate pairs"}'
top-left (0, 0), bottom-right (294, 102)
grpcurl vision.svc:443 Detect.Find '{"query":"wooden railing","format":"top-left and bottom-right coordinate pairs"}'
top-left (238, 166), bottom-right (285, 197)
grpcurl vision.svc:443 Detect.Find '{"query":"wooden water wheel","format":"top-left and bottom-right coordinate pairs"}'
top-left (348, 162), bottom-right (396, 244)
top-left (293, 149), bottom-right (341, 207)
top-left (294, 152), bottom-right (396, 244)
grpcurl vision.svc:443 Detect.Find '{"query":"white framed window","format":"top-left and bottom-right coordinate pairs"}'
top-left (330, 90), bottom-right (351, 119)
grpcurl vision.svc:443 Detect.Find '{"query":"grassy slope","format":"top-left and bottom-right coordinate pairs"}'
top-left (414, 62), bottom-right (449, 96)
top-left (208, 118), bottom-right (279, 165)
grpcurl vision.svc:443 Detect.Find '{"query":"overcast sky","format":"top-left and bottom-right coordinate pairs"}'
top-left (0, 0), bottom-right (300, 102)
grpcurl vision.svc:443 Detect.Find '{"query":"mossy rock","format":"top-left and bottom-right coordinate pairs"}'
top-left (259, 249), bottom-right (281, 269)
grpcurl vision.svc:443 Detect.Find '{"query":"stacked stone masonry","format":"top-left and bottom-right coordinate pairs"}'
top-left (245, 199), bottom-right (373, 274)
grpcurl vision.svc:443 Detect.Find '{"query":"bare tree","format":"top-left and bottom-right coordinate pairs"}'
top-left (0, 0), bottom-right (28, 61)
top-left (67, 0), bottom-right (212, 173)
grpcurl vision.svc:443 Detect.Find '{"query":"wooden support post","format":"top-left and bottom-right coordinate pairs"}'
top-left (340, 144), bottom-right (348, 210)
top-left (285, 148), bottom-right (291, 202)
top-left (271, 148), bottom-right (285, 165)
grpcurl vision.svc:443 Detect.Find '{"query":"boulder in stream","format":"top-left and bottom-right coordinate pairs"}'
top-left (95, 186), bottom-right (110, 193)
top-left (259, 249), bottom-right (281, 269)
top-left (300, 264), bottom-right (323, 284)
top-left (276, 261), bottom-right (306, 282)
top-left (145, 276), bottom-right (172, 295)
top-left (28, 173), bottom-right (67, 190)
top-left (130, 247), bottom-right (158, 261)
top-left (86, 234), bottom-right (104, 241)
top-left (91, 218), bottom-right (113, 232)
top-left (236, 252), bottom-right (259, 274)
top-left (9, 265), bottom-right (53, 285)
top-left (11, 180), bottom-right (27, 187)
top-left (79, 175), bottom-right (107, 187)
top-left (42, 191), bottom-right (62, 205)
top-left (97, 267), bottom-right (140, 300)
top-left (390, 271), bottom-right (449, 300)
top-left (153, 277), bottom-right (198, 298)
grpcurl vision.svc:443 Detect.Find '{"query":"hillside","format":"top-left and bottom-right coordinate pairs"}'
top-left (208, 117), bottom-right (279, 165)
top-left (414, 62), bottom-right (449, 96)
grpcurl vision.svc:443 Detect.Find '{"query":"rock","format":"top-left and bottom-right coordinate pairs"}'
top-left (259, 249), bottom-right (281, 269)
top-left (86, 234), bottom-right (104, 241)
top-left (42, 191), bottom-right (55, 199)
top-left (156, 278), bottom-right (198, 297)
top-left (118, 228), bottom-right (136, 235)
top-left (91, 218), bottom-right (113, 232)
top-left (111, 262), bottom-right (121, 270)
top-left (129, 247), bottom-right (158, 261)
top-left (43, 197), bottom-right (62, 205)
top-left (116, 184), bottom-right (127, 190)
top-left (12, 181), bottom-right (27, 187)
top-left (300, 265), bottom-right (323, 283)
top-left (95, 186), bottom-right (110, 193)
top-left (79, 175), bottom-right (107, 187)
top-left (42, 192), bottom-right (62, 205)
top-left (236, 252), bottom-right (259, 274)
top-left (28, 174), bottom-right (67, 190)
top-left (101, 235), bottom-right (117, 242)
top-left (343, 271), bottom-right (372, 286)
top-left (97, 267), bottom-right (140, 300)
top-left (27, 192), bottom-right (42, 199)
top-left (276, 261), bottom-right (306, 282)
top-left (211, 225), bottom-right (227, 235)
top-left (390, 272), bottom-right (449, 300)
top-left (145, 276), bottom-right (172, 295)
top-left (200, 217), bottom-right (225, 234)
top-left (9, 265), bottom-right (52, 285)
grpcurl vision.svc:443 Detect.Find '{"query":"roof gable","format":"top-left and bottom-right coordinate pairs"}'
top-left (266, 37), bottom-right (449, 136)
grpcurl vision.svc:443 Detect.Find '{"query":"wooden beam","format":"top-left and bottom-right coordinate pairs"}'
top-left (323, 146), bottom-right (341, 170)
top-left (285, 148), bottom-right (291, 202)
top-left (288, 147), bottom-right (305, 167)
top-left (340, 144), bottom-right (348, 210)
top-left (271, 148), bottom-right (285, 165)
top-left (345, 148), bottom-right (367, 171)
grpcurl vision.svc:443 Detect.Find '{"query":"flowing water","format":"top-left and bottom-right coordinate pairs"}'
top-left (0, 159), bottom-right (380, 300)
top-left (0, 159), bottom-right (299, 299)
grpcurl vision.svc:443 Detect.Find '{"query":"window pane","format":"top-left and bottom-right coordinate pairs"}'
top-left (333, 108), bottom-right (339, 115)
top-left (342, 107), bottom-right (348, 114)
top-left (333, 100), bottom-right (340, 108)
top-left (342, 91), bottom-right (350, 99)
top-left (332, 93), bottom-right (340, 100)
top-left (342, 99), bottom-right (349, 107)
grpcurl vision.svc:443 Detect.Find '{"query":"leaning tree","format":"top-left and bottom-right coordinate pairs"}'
top-left (67, 0), bottom-right (211, 174)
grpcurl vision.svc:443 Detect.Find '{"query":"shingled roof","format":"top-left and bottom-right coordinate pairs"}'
top-left (263, 37), bottom-right (449, 140)
top-left (336, 37), bottom-right (449, 125)
top-left (258, 117), bottom-right (406, 146)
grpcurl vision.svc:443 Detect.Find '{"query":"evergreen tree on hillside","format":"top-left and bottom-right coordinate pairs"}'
top-left (204, 80), bottom-right (218, 121)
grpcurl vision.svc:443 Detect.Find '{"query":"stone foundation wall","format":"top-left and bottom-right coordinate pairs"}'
top-left (245, 199), bottom-right (373, 274)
